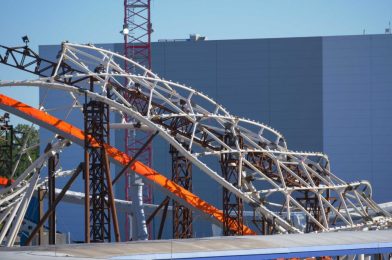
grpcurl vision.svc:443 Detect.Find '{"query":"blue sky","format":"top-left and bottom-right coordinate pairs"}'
top-left (0, 0), bottom-right (391, 124)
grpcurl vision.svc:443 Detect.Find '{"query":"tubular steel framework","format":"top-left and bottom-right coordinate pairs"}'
top-left (123, 0), bottom-right (153, 241)
top-left (0, 42), bottom-right (392, 246)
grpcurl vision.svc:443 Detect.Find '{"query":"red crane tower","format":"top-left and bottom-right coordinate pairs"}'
top-left (123, 0), bottom-right (152, 240)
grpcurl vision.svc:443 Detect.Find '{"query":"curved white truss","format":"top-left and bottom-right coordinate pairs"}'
top-left (1, 42), bottom-right (392, 235)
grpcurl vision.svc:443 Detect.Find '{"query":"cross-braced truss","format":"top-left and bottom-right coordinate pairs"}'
top-left (0, 42), bottom-right (392, 240)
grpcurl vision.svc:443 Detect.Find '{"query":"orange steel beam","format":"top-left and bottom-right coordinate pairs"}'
top-left (0, 176), bottom-right (11, 186)
top-left (0, 94), bottom-right (255, 236)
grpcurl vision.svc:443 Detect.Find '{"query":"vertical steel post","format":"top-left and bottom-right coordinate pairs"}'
top-left (84, 99), bottom-right (111, 242)
top-left (48, 153), bottom-right (57, 244)
top-left (84, 152), bottom-right (90, 243)
top-left (84, 89), bottom-right (91, 243)
top-left (220, 133), bottom-right (244, 236)
top-left (37, 187), bottom-right (45, 245)
top-left (83, 79), bottom-right (118, 243)
top-left (103, 151), bottom-right (121, 242)
top-left (297, 189), bottom-right (323, 232)
top-left (170, 145), bottom-right (193, 239)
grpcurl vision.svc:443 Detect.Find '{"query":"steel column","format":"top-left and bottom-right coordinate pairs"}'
top-left (103, 150), bottom-right (121, 242)
top-left (252, 210), bottom-right (276, 235)
top-left (84, 97), bottom-right (112, 242)
top-left (37, 187), bottom-right (45, 245)
top-left (48, 152), bottom-right (57, 244)
top-left (220, 133), bottom-right (244, 236)
top-left (170, 145), bottom-right (193, 239)
top-left (84, 151), bottom-right (90, 243)
top-left (298, 191), bottom-right (323, 233)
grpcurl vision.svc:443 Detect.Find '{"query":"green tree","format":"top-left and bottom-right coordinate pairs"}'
top-left (13, 124), bottom-right (40, 178)
top-left (0, 124), bottom-right (39, 179)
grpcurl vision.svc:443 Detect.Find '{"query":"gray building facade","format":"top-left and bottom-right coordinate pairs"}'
top-left (39, 34), bottom-right (392, 241)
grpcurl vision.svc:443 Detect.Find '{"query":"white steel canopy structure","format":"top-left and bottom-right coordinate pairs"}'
top-left (0, 42), bottom-right (391, 245)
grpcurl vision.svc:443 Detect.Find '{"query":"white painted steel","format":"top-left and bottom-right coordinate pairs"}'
top-left (1, 42), bottom-right (392, 237)
top-left (0, 140), bottom-right (70, 246)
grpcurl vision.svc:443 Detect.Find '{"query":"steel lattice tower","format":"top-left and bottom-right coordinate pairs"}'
top-left (220, 133), bottom-right (244, 236)
top-left (170, 145), bottom-right (193, 239)
top-left (123, 0), bottom-right (153, 240)
top-left (84, 100), bottom-right (112, 242)
top-left (0, 115), bottom-right (13, 179)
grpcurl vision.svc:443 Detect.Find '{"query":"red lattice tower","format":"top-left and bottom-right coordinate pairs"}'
top-left (123, 0), bottom-right (152, 240)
